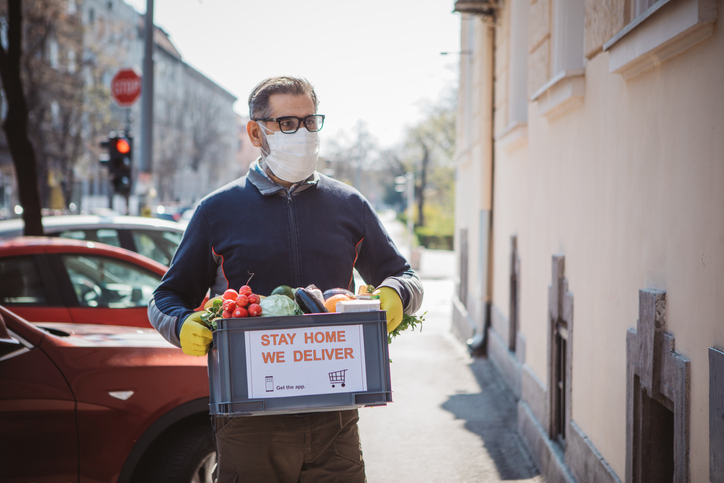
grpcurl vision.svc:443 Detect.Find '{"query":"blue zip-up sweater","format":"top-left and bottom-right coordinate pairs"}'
top-left (149, 161), bottom-right (424, 348)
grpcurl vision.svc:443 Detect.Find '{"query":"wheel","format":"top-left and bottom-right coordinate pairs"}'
top-left (143, 422), bottom-right (216, 483)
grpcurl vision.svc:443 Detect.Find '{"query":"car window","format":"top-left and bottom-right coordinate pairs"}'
top-left (60, 255), bottom-right (161, 308)
top-left (131, 229), bottom-right (183, 266)
top-left (56, 229), bottom-right (122, 248)
top-left (0, 256), bottom-right (47, 304)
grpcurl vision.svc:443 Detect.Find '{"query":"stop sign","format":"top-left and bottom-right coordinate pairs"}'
top-left (111, 68), bottom-right (142, 107)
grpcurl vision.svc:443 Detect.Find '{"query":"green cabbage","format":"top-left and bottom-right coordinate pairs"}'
top-left (260, 294), bottom-right (304, 317)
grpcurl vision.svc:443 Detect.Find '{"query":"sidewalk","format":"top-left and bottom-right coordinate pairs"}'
top-left (356, 211), bottom-right (544, 482)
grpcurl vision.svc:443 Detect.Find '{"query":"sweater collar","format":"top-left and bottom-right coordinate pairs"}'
top-left (248, 158), bottom-right (319, 196)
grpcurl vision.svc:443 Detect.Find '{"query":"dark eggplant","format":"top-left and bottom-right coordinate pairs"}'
top-left (295, 287), bottom-right (329, 314)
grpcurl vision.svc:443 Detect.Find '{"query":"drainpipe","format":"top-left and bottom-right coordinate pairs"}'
top-left (453, 1), bottom-right (498, 356)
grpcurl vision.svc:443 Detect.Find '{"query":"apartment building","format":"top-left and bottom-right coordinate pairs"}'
top-left (452, 0), bottom-right (723, 481)
top-left (0, 0), bottom-right (242, 215)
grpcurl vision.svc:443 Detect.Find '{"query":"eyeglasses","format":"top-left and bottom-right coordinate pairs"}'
top-left (255, 114), bottom-right (325, 134)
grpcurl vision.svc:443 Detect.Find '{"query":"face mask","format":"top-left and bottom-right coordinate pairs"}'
top-left (258, 122), bottom-right (320, 183)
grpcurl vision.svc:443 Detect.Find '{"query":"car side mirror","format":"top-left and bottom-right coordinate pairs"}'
top-left (0, 313), bottom-right (24, 359)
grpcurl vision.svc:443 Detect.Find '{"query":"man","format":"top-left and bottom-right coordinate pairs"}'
top-left (149, 76), bottom-right (423, 482)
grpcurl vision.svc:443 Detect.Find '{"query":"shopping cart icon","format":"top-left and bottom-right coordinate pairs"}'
top-left (328, 369), bottom-right (347, 388)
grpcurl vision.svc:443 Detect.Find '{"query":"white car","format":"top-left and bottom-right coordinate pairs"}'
top-left (0, 215), bottom-right (185, 266)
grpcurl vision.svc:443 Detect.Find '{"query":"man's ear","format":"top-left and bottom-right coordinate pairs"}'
top-left (247, 120), bottom-right (263, 148)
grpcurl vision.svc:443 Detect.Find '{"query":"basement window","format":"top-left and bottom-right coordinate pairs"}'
top-left (547, 255), bottom-right (573, 448)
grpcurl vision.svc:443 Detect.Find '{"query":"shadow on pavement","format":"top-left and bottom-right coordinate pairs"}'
top-left (441, 356), bottom-right (542, 480)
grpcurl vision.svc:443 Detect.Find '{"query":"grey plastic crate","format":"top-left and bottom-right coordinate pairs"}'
top-left (208, 310), bottom-right (392, 416)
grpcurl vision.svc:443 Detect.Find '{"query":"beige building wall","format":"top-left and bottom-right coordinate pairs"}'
top-left (455, 0), bottom-right (723, 480)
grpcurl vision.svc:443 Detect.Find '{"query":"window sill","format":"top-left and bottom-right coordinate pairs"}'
top-left (495, 121), bottom-right (528, 153)
top-left (530, 70), bottom-right (585, 121)
top-left (603, 0), bottom-right (717, 80)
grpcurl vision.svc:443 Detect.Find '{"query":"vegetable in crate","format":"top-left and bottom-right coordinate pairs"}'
top-left (295, 287), bottom-right (329, 314)
top-left (363, 284), bottom-right (426, 343)
top-left (201, 285), bottom-right (265, 330)
top-left (271, 285), bottom-right (296, 300)
top-left (259, 294), bottom-right (303, 317)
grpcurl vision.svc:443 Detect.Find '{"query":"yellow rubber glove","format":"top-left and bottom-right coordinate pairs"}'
top-left (374, 287), bottom-right (403, 333)
top-left (179, 312), bottom-right (213, 356)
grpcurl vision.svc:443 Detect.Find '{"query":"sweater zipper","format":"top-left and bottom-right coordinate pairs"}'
top-left (286, 190), bottom-right (302, 286)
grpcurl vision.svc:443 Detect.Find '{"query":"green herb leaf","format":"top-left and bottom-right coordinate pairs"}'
top-left (387, 311), bottom-right (426, 344)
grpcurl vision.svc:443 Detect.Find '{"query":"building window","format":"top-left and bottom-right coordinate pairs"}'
top-left (626, 289), bottom-right (690, 481)
top-left (0, 16), bottom-right (7, 50)
top-left (553, 319), bottom-right (568, 443)
top-left (48, 38), bottom-right (59, 69)
top-left (509, 235), bottom-right (520, 352)
top-left (530, 0), bottom-right (585, 120)
top-left (67, 49), bottom-right (76, 74)
top-left (603, 0), bottom-right (717, 79)
top-left (628, 0), bottom-right (660, 22)
top-left (495, 0), bottom-right (528, 151)
top-left (547, 254), bottom-right (573, 448)
top-left (550, 0), bottom-right (585, 77)
top-left (50, 100), bottom-right (60, 127)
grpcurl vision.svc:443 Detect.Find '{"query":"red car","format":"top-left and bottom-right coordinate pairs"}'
top-left (0, 305), bottom-right (214, 482)
top-left (0, 238), bottom-right (215, 481)
top-left (0, 237), bottom-right (167, 328)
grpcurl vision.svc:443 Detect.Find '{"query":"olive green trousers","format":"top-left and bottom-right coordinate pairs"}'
top-left (214, 409), bottom-right (366, 483)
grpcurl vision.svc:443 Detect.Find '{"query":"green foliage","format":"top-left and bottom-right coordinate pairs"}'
top-left (201, 298), bottom-right (224, 330)
top-left (388, 312), bottom-right (426, 344)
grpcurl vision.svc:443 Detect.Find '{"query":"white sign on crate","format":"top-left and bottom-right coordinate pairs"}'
top-left (244, 324), bottom-right (368, 399)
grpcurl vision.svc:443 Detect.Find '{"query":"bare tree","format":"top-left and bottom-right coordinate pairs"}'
top-left (4, 0), bottom-right (123, 214)
top-left (186, 85), bottom-right (224, 175)
top-left (0, 0), bottom-right (43, 234)
top-left (154, 97), bottom-right (186, 202)
top-left (401, 93), bottom-right (456, 227)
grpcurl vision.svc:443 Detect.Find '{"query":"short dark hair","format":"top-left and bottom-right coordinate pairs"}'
top-left (248, 76), bottom-right (319, 120)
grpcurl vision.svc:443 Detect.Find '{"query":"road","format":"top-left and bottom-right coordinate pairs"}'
top-left (356, 212), bottom-right (545, 483)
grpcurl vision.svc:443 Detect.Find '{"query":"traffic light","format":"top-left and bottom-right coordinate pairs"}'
top-left (100, 131), bottom-right (133, 196)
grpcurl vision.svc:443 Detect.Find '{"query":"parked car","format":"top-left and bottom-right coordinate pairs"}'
top-left (0, 215), bottom-right (185, 266)
top-left (0, 237), bottom-right (167, 328)
top-left (0, 305), bottom-right (214, 482)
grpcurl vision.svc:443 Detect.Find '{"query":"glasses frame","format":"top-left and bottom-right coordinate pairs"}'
top-left (254, 114), bottom-right (326, 134)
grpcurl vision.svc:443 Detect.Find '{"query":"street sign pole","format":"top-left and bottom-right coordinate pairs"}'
top-left (141, 0), bottom-right (154, 175)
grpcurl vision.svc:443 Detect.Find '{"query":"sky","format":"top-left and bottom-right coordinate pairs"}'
top-left (123, 0), bottom-right (462, 151)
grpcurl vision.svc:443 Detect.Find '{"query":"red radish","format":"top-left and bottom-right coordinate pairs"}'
top-left (233, 307), bottom-right (248, 318)
top-left (222, 299), bottom-right (236, 312)
top-left (248, 303), bottom-right (262, 317)
top-left (223, 289), bottom-right (239, 300)
top-left (235, 294), bottom-right (249, 307)
top-left (221, 310), bottom-right (233, 319)
top-left (238, 285), bottom-right (253, 296)
top-left (247, 293), bottom-right (260, 304)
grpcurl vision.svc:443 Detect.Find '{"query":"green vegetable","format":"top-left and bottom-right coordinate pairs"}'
top-left (364, 284), bottom-right (425, 344)
top-left (387, 312), bottom-right (426, 344)
top-left (271, 285), bottom-right (295, 300)
top-left (201, 299), bottom-right (224, 330)
top-left (260, 294), bottom-right (304, 317)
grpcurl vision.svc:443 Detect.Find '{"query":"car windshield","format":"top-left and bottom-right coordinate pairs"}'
top-left (57, 228), bottom-right (122, 248)
top-left (61, 255), bottom-right (161, 308)
top-left (132, 229), bottom-right (183, 266)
